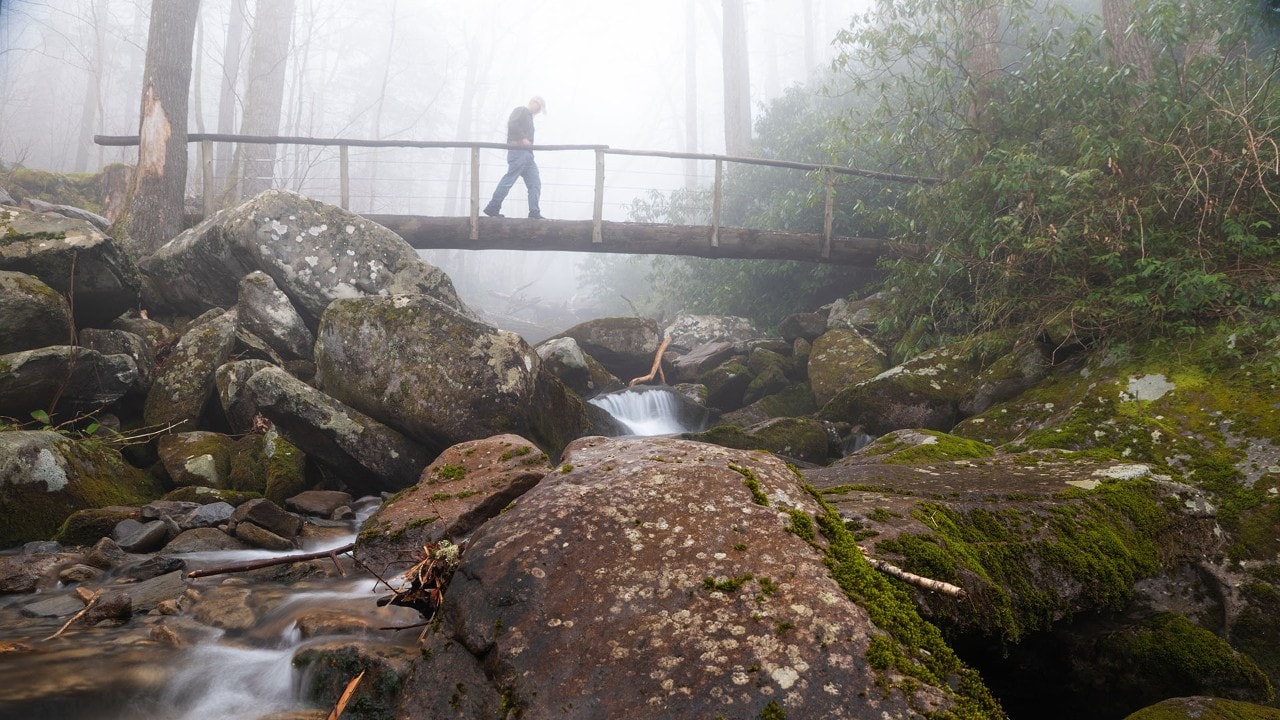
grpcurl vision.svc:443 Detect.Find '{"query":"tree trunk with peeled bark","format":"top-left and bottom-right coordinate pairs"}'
top-left (124, 0), bottom-right (201, 257)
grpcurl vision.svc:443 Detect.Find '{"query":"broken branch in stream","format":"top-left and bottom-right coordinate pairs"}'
top-left (187, 542), bottom-right (355, 579)
top-left (628, 334), bottom-right (671, 387)
top-left (859, 547), bottom-right (967, 598)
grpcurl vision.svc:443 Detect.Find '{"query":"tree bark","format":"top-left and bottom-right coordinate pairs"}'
top-left (233, 0), bottom-right (296, 199)
top-left (961, 0), bottom-right (1001, 133)
top-left (124, 0), bottom-right (201, 257)
top-left (73, 0), bottom-right (108, 172)
top-left (215, 0), bottom-right (247, 195)
top-left (721, 0), bottom-right (752, 155)
top-left (1101, 0), bottom-right (1153, 83)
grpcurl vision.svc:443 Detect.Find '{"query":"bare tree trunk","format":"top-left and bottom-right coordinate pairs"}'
top-left (1101, 0), bottom-right (1153, 83)
top-left (447, 41), bottom-right (483, 215)
top-left (684, 0), bottom-right (699, 190)
top-left (961, 1), bottom-right (1001, 133)
top-left (124, 0), bottom-right (201, 257)
top-left (802, 0), bottom-right (816, 74)
top-left (721, 0), bottom-right (751, 155)
top-left (215, 0), bottom-right (246, 196)
top-left (233, 0), bottom-right (295, 199)
top-left (368, 0), bottom-right (399, 208)
top-left (73, 0), bottom-right (108, 172)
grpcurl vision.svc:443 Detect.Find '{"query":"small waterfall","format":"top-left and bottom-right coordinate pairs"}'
top-left (588, 388), bottom-right (700, 436)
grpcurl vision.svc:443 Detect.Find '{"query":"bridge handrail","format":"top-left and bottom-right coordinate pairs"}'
top-left (94, 132), bottom-right (939, 257)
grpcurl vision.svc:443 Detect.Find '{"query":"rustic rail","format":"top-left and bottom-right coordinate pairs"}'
top-left (95, 132), bottom-right (940, 260)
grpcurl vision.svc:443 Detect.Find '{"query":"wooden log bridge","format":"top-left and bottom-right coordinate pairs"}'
top-left (365, 214), bottom-right (915, 265)
top-left (96, 133), bottom-right (939, 266)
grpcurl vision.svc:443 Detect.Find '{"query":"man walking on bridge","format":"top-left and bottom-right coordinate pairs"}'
top-left (484, 95), bottom-right (546, 219)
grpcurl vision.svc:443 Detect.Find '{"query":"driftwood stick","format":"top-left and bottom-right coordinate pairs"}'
top-left (44, 590), bottom-right (102, 640)
top-left (187, 542), bottom-right (356, 579)
top-left (327, 670), bottom-right (365, 720)
top-left (628, 335), bottom-right (672, 387)
top-left (860, 548), bottom-right (966, 598)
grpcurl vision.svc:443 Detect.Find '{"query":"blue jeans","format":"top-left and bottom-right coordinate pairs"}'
top-left (485, 149), bottom-right (541, 216)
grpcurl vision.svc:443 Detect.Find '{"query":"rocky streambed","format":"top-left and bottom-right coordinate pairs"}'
top-left (2, 186), bottom-right (1280, 719)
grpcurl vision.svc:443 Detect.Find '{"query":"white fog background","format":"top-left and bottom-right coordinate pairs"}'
top-left (0, 0), bottom-right (873, 336)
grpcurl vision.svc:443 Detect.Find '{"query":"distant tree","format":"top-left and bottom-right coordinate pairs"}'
top-left (961, 0), bottom-right (1002, 134)
top-left (1101, 0), bottom-right (1152, 82)
top-left (72, 0), bottom-right (109, 172)
top-left (124, 0), bottom-right (200, 257)
top-left (721, 0), bottom-right (751, 154)
top-left (230, 0), bottom-right (295, 199)
top-left (214, 0), bottom-right (247, 194)
top-left (684, 0), bottom-right (699, 189)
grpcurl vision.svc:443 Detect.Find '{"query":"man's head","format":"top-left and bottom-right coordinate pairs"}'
top-left (528, 96), bottom-right (546, 115)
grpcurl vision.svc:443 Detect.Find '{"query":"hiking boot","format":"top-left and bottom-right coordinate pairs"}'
top-left (483, 207), bottom-right (503, 217)
top-left (529, 213), bottom-right (546, 220)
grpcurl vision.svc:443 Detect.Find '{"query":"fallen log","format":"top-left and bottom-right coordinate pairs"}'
top-left (187, 542), bottom-right (355, 579)
top-left (860, 547), bottom-right (967, 598)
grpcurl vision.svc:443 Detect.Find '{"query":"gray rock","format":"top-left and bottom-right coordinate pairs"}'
top-left (79, 327), bottom-right (156, 389)
top-left (663, 314), bottom-right (760, 352)
top-left (84, 537), bottom-right (127, 569)
top-left (137, 189), bottom-right (470, 328)
top-left (547, 316), bottom-right (662, 380)
top-left (157, 432), bottom-right (235, 489)
top-left (214, 359), bottom-right (275, 434)
top-left (20, 593), bottom-right (85, 617)
top-left (163, 527), bottom-right (252, 553)
top-left (778, 311), bottom-right (827, 343)
top-left (117, 520), bottom-right (172, 553)
top-left (0, 346), bottom-right (140, 419)
top-left (228, 498), bottom-right (302, 540)
top-left (315, 294), bottom-right (543, 451)
top-left (143, 309), bottom-right (237, 431)
top-left (0, 270), bottom-right (72, 354)
top-left (176, 501), bottom-right (235, 529)
top-left (20, 197), bottom-right (111, 231)
top-left (669, 340), bottom-right (736, 383)
top-left (242, 365), bottom-right (430, 495)
top-left (285, 490), bottom-right (354, 518)
top-left (534, 336), bottom-right (622, 397)
top-left (232, 521), bottom-right (294, 551)
top-left (236, 271), bottom-right (315, 360)
top-left (0, 205), bottom-right (141, 327)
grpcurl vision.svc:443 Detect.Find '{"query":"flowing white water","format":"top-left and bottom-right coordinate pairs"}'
top-left (588, 388), bottom-right (697, 436)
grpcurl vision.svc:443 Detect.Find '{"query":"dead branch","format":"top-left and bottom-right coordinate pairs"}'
top-left (376, 541), bottom-right (463, 622)
top-left (859, 547), bottom-right (966, 598)
top-left (187, 542), bottom-right (355, 579)
top-left (327, 670), bottom-right (365, 720)
top-left (628, 334), bottom-right (671, 387)
top-left (44, 589), bottom-right (101, 640)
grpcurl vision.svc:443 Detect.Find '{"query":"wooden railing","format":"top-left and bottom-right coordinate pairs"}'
top-left (94, 133), bottom-right (940, 259)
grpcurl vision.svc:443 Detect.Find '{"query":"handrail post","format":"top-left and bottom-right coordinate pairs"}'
top-left (201, 139), bottom-right (214, 217)
top-left (822, 168), bottom-right (835, 259)
top-left (339, 145), bottom-right (350, 210)
top-left (470, 147), bottom-right (481, 240)
top-left (592, 148), bottom-right (605, 243)
top-left (711, 158), bottom-right (723, 248)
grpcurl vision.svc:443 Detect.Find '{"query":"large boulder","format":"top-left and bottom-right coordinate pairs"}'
top-left (663, 314), bottom-right (760, 351)
top-left (236, 271), bottom-right (315, 360)
top-left (547, 316), bottom-right (662, 380)
top-left (0, 346), bottom-right (139, 420)
top-left (354, 434), bottom-right (552, 578)
top-left (240, 365), bottom-right (430, 495)
top-left (808, 328), bottom-right (887, 408)
top-left (315, 295), bottom-right (543, 451)
top-left (143, 309), bottom-right (237, 431)
top-left (0, 270), bottom-right (72, 354)
top-left (0, 206), bottom-right (141, 328)
top-left (0, 431), bottom-right (162, 547)
top-left (533, 336), bottom-right (621, 398)
top-left (397, 436), bottom-right (1000, 719)
top-left (137, 189), bottom-right (468, 327)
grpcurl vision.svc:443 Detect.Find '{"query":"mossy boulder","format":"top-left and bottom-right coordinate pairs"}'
top-left (315, 294), bottom-right (544, 452)
top-left (0, 431), bottom-right (163, 547)
top-left (546, 316), bottom-right (662, 381)
top-left (1124, 696), bottom-right (1280, 720)
top-left (143, 309), bottom-right (237, 431)
top-left (533, 336), bottom-right (622, 398)
top-left (157, 431), bottom-right (236, 489)
top-left (137, 189), bottom-right (469, 329)
top-left (53, 505), bottom-right (141, 547)
top-left (295, 641), bottom-right (418, 720)
top-left (0, 270), bottom-right (72, 354)
top-left (0, 345), bottom-right (140, 421)
top-left (1, 166), bottom-right (103, 212)
top-left (0, 206), bottom-right (140, 328)
top-left (719, 382), bottom-right (819, 427)
top-left (742, 347), bottom-right (793, 406)
top-left (698, 357), bottom-right (750, 412)
top-left (687, 416), bottom-right (832, 465)
top-left (807, 328), bottom-right (888, 408)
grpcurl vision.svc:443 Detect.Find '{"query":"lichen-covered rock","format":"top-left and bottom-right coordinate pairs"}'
top-left (547, 316), bottom-right (661, 380)
top-left (663, 314), bottom-right (760, 351)
top-left (533, 336), bottom-right (622, 398)
top-left (958, 339), bottom-right (1051, 417)
top-left (0, 270), bottom-right (72, 354)
top-left (0, 346), bottom-right (139, 420)
top-left (808, 328), bottom-right (887, 408)
top-left (214, 359), bottom-right (275, 434)
top-left (315, 294), bottom-right (543, 451)
top-left (236, 270), bottom-right (314, 360)
top-left (827, 292), bottom-right (887, 332)
top-left (143, 309), bottom-right (237, 431)
top-left (110, 313), bottom-right (176, 351)
top-left (686, 416), bottom-right (832, 465)
top-left (157, 431), bottom-right (236, 489)
top-left (400, 436), bottom-right (1000, 718)
top-left (719, 383), bottom-right (818, 428)
top-left (354, 434), bottom-right (551, 578)
top-left (778, 310), bottom-right (827, 343)
top-left (668, 340), bottom-right (736, 383)
top-left (78, 327), bottom-right (156, 389)
top-left (0, 431), bottom-right (162, 547)
top-left (1123, 696), bottom-right (1280, 720)
top-left (0, 206), bottom-right (141, 328)
top-left (242, 365), bottom-right (429, 495)
top-left (698, 357), bottom-right (751, 412)
top-left (137, 189), bottom-right (469, 328)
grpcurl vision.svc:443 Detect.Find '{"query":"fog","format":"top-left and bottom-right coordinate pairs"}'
top-left (0, 0), bottom-right (873, 338)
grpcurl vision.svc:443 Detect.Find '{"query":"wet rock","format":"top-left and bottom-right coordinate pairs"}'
top-left (163, 527), bottom-right (252, 553)
top-left (138, 189), bottom-right (469, 328)
top-left (698, 357), bottom-right (750, 412)
top-left (355, 434), bottom-right (552, 578)
top-left (399, 436), bottom-right (986, 719)
top-left (0, 270), bottom-right (72, 354)
top-left (229, 498), bottom-right (302, 541)
top-left (0, 552), bottom-right (61, 594)
top-left (0, 345), bottom-right (140, 419)
top-left (242, 365), bottom-right (429, 495)
top-left (285, 490), bottom-right (354, 518)
top-left (117, 520), bottom-right (173, 553)
top-left (529, 365), bottom-right (628, 452)
top-left (534, 336), bottom-right (621, 397)
top-left (54, 506), bottom-right (140, 547)
top-left (175, 501), bottom-right (235, 529)
top-left (687, 416), bottom-right (832, 465)
top-left (189, 584), bottom-right (257, 630)
top-left (719, 383), bottom-right (818, 428)
top-left (84, 536), bottom-right (127, 569)
top-left (295, 641), bottom-right (417, 719)
top-left (547, 315), bottom-right (661, 380)
top-left (129, 556), bottom-right (186, 581)
top-left (236, 271), bottom-right (315, 360)
top-left (315, 294), bottom-right (543, 452)
top-left (0, 205), bottom-right (141, 327)
top-left (742, 347), bottom-right (792, 405)
top-left (57, 563), bottom-right (102, 584)
top-left (0, 430), bottom-right (161, 548)
top-left (294, 609), bottom-right (376, 639)
top-left (143, 309), bottom-right (237, 431)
